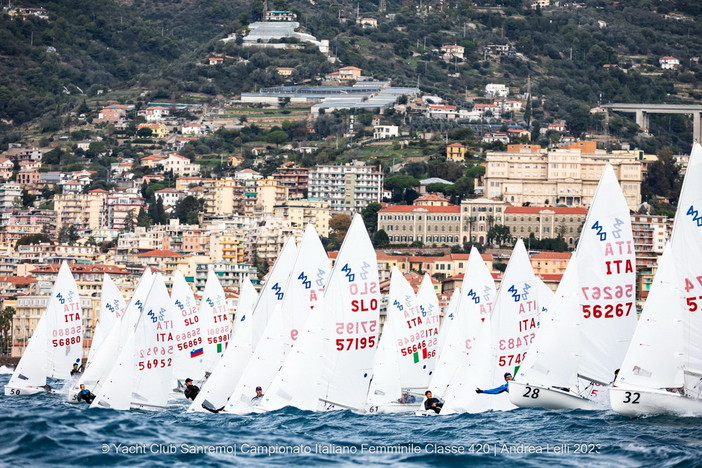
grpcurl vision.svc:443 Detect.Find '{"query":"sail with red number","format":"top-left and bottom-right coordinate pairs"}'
top-left (441, 239), bottom-right (542, 414)
top-left (198, 269), bottom-right (228, 375)
top-left (260, 213), bottom-right (380, 412)
top-left (171, 270), bottom-right (208, 382)
top-left (5, 261), bottom-right (82, 396)
top-left (429, 248), bottom-right (496, 400)
top-left (91, 273), bottom-right (176, 410)
top-left (611, 142), bottom-right (702, 417)
top-left (510, 164), bottom-right (636, 410)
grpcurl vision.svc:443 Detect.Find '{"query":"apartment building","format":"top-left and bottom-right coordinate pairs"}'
top-left (308, 161), bottom-right (383, 213)
top-left (484, 142), bottom-right (642, 210)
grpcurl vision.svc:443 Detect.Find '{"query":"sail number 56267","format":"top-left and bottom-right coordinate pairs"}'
top-left (582, 302), bottom-right (633, 318)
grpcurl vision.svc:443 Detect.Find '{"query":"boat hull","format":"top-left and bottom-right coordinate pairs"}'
top-left (365, 403), bottom-right (421, 414)
top-left (4, 386), bottom-right (48, 396)
top-left (509, 381), bottom-right (597, 410)
top-left (610, 387), bottom-right (702, 417)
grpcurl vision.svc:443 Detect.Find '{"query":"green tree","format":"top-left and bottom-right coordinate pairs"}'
top-left (361, 202), bottom-right (382, 233)
top-left (372, 229), bottom-right (390, 248)
top-left (136, 207), bottom-right (151, 228)
top-left (136, 127), bottom-right (153, 138)
top-left (642, 147), bottom-right (682, 204)
top-left (329, 213), bottom-right (352, 250)
top-left (58, 225), bottom-right (79, 244)
top-left (0, 306), bottom-right (15, 355)
top-left (148, 198), bottom-right (168, 225)
top-left (265, 130), bottom-right (289, 147)
top-left (174, 196), bottom-right (203, 224)
top-left (15, 233), bottom-right (53, 249)
top-left (487, 224), bottom-right (512, 246)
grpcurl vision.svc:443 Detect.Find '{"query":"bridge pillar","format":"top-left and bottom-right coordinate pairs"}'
top-left (635, 110), bottom-right (650, 131)
top-left (695, 112), bottom-right (702, 143)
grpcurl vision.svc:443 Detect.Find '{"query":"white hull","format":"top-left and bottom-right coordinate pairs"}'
top-left (365, 403), bottom-right (421, 414)
top-left (509, 381), bottom-right (597, 410)
top-left (4, 386), bottom-right (48, 396)
top-left (610, 387), bottom-right (702, 417)
top-left (414, 409), bottom-right (440, 416)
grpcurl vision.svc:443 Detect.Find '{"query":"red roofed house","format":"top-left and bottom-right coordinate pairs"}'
top-left (530, 251), bottom-right (572, 276)
top-left (137, 249), bottom-right (185, 276)
top-left (414, 194), bottom-right (450, 207)
top-left (659, 56), bottom-right (680, 70)
top-left (446, 143), bottom-right (466, 161)
top-left (209, 57), bottom-right (224, 65)
top-left (98, 104), bottom-right (130, 121)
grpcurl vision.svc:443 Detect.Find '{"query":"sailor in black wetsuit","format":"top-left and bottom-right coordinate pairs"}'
top-left (77, 384), bottom-right (95, 404)
top-left (184, 378), bottom-right (200, 400)
top-left (70, 363), bottom-right (83, 377)
top-left (424, 390), bottom-right (444, 414)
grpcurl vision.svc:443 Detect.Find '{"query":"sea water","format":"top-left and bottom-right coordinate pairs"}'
top-left (1, 374), bottom-right (700, 467)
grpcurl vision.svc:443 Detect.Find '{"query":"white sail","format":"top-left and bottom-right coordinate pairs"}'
top-left (87, 274), bottom-right (126, 363)
top-left (261, 213), bottom-right (380, 412)
top-left (7, 261), bottom-right (82, 394)
top-left (317, 213), bottom-right (380, 410)
top-left (80, 269), bottom-right (153, 395)
top-left (171, 270), bottom-right (208, 381)
top-left (188, 279), bottom-right (259, 413)
top-left (259, 294), bottom-right (328, 412)
top-left (442, 239), bottom-right (540, 414)
top-left (365, 268), bottom-right (416, 407)
top-left (514, 165), bottom-right (636, 403)
top-left (412, 274), bottom-right (441, 387)
top-left (227, 224), bottom-right (329, 413)
top-left (616, 246), bottom-right (684, 389)
top-left (430, 248), bottom-right (496, 399)
top-left (91, 273), bottom-right (176, 410)
top-left (576, 164), bottom-right (637, 384)
top-left (436, 287), bottom-right (461, 353)
top-left (199, 270), bottom-right (229, 375)
top-left (249, 237), bottom-right (298, 348)
top-left (611, 143), bottom-right (702, 416)
top-left (515, 257), bottom-right (582, 390)
top-left (671, 143), bottom-right (702, 389)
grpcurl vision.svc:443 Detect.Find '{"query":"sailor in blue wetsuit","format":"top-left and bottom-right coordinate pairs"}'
top-left (475, 372), bottom-right (513, 394)
top-left (77, 384), bottom-right (96, 404)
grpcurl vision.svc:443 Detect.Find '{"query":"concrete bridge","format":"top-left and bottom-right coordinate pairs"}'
top-left (601, 103), bottom-right (702, 142)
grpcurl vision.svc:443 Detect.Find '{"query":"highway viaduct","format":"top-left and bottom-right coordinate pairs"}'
top-left (601, 103), bottom-right (702, 142)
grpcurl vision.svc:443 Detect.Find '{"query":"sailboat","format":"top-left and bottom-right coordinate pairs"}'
top-left (428, 248), bottom-right (496, 401)
top-left (188, 238), bottom-right (297, 413)
top-left (90, 273), bottom-right (176, 410)
top-left (69, 268), bottom-right (153, 402)
top-left (225, 225), bottom-right (329, 414)
top-left (198, 269), bottom-right (230, 376)
top-left (365, 268), bottom-right (422, 413)
top-left (171, 270), bottom-right (209, 383)
top-left (259, 213), bottom-right (380, 412)
top-left (87, 274), bottom-right (126, 363)
top-left (6, 261), bottom-right (82, 396)
top-left (510, 164), bottom-right (636, 410)
top-left (187, 279), bottom-right (258, 413)
top-left (440, 239), bottom-right (542, 414)
top-left (611, 142), bottom-right (702, 416)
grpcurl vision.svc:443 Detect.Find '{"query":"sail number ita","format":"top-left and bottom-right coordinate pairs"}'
top-left (582, 303), bottom-right (633, 318)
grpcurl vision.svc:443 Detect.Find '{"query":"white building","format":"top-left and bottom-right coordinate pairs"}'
top-left (485, 83), bottom-right (509, 98)
top-left (308, 161), bottom-right (384, 213)
top-left (373, 125), bottom-right (399, 139)
top-left (154, 188), bottom-right (185, 208)
top-left (659, 56), bottom-right (680, 70)
top-left (162, 154), bottom-right (201, 177)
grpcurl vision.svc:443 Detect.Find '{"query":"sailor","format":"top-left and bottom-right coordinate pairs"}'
top-left (251, 386), bottom-right (264, 406)
top-left (423, 390), bottom-right (443, 414)
top-left (476, 372), bottom-right (513, 394)
top-left (184, 378), bottom-right (200, 400)
top-left (70, 363), bottom-right (83, 377)
top-left (76, 384), bottom-right (95, 404)
top-left (398, 390), bottom-right (417, 404)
